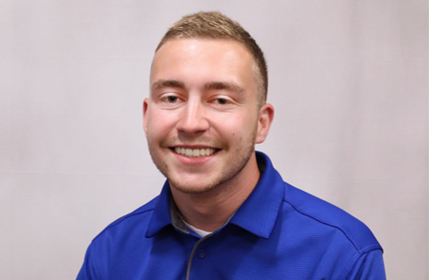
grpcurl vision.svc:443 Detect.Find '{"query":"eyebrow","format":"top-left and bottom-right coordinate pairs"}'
top-left (151, 79), bottom-right (185, 93)
top-left (204, 81), bottom-right (245, 94)
top-left (150, 80), bottom-right (245, 95)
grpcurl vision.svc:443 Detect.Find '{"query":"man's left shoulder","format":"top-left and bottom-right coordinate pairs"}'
top-left (282, 182), bottom-right (382, 254)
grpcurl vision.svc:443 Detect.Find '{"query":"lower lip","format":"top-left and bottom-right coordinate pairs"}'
top-left (171, 149), bottom-right (218, 165)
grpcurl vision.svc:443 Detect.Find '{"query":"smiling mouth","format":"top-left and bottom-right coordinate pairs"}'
top-left (173, 147), bottom-right (218, 158)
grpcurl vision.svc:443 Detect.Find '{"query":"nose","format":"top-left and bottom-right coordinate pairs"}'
top-left (176, 97), bottom-right (209, 135)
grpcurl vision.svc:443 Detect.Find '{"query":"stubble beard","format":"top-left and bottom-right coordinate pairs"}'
top-left (146, 126), bottom-right (258, 195)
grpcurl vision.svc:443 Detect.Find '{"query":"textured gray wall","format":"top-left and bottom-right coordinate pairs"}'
top-left (1, 1), bottom-right (428, 279)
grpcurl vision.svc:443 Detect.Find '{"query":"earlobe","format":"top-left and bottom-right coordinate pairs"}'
top-left (143, 98), bottom-right (149, 136)
top-left (256, 103), bottom-right (274, 144)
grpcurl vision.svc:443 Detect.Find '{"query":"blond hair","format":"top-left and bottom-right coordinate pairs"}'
top-left (156, 11), bottom-right (268, 105)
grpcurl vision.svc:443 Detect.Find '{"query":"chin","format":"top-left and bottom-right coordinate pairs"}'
top-left (169, 178), bottom-right (221, 195)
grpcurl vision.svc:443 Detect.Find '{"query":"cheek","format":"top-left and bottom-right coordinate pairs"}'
top-left (146, 110), bottom-right (177, 138)
top-left (214, 113), bottom-right (256, 139)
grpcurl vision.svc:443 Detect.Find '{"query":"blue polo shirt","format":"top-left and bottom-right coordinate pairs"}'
top-left (77, 152), bottom-right (385, 279)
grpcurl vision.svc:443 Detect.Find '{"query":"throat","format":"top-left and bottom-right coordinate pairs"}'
top-left (181, 219), bottom-right (213, 237)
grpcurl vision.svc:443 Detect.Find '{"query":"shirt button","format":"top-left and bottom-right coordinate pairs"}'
top-left (198, 250), bottom-right (205, 259)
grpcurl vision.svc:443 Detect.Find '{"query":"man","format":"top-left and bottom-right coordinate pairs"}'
top-left (77, 11), bottom-right (386, 279)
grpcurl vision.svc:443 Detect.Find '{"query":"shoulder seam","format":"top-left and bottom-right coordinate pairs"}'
top-left (282, 198), bottom-right (362, 253)
top-left (94, 206), bottom-right (155, 240)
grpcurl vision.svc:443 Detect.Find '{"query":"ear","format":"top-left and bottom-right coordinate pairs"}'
top-left (255, 103), bottom-right (274, 144)
top-left (143, 98), bottom-right (149, 137)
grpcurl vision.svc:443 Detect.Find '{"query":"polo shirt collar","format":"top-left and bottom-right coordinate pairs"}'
top-left (229, 151), bottom-right (285, 239)
top-left (146, 151), bottom-right (285, 239)
top-left (145, 180), bottom-right (175, 237)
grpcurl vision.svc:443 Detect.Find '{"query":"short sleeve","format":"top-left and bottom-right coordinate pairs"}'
top-left (347, 249), bottom-right (386, 280)
top-left (76, 244), bottom-right (98, 280)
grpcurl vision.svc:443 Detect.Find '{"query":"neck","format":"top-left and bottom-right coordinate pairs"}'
top-left (170, 153), bottom-right (261, 232)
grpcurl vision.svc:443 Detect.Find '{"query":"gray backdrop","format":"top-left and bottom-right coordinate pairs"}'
top-left (1, 1), bottom-right (428, 279)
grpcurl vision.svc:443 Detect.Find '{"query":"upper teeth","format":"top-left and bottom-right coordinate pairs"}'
top-left (174, 147), bottom-right (216, 157)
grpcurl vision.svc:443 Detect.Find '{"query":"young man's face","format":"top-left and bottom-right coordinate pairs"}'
top-left (144, 38), bottom-right (271, 194)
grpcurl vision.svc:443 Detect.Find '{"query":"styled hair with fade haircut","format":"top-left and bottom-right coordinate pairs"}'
top-left (155, 11), bottom-right (268, 106)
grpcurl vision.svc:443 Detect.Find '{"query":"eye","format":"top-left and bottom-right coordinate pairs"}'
top-left (166, 96), bottom-right (178, 103)
top-left (160, 94), bottom-right (180, 104)
top-left (214, 98), bottom-right (230, 105)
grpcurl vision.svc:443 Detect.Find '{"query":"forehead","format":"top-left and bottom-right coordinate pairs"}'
top-left (155, 38), bottom-right (251, 59)
top-left (150, 39), bottom-right (258, 91)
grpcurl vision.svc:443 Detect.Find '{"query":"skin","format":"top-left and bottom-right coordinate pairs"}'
top-left (143, 38), bottom-right (274, 231)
